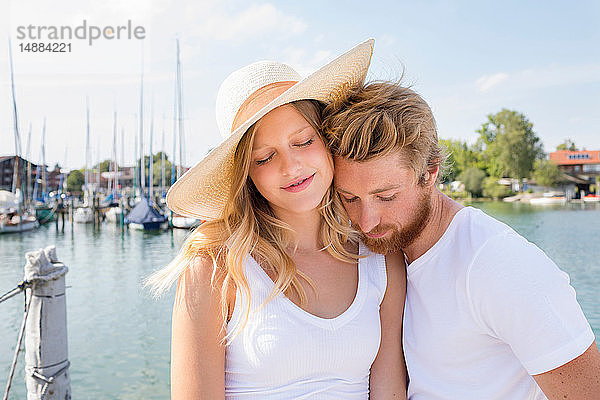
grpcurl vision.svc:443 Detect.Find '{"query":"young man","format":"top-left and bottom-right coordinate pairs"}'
top-left (323, 81), bottom-right (600, 399)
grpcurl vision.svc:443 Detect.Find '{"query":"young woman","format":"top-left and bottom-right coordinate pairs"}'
top-left (147, 39), bottom-right (407, 399)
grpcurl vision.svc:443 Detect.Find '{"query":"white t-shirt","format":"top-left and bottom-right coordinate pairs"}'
top-left (225, 242), bottom-right (387, 399)
top-left (403, 206), bottom-right (594, 400)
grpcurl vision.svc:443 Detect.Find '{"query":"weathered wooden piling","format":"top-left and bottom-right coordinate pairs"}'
top-left (23, 246), bottom-right (71, 400)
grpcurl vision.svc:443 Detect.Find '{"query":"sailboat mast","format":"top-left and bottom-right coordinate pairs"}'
top-left (161, 116), bottom-right (165, 198)
top-left (8, 37), bottom-right (22, 197)
top-left (148, 99), bottom-right (154, 205)
top-left (85, 97), bottom-right (90, 195)
top-left (120, 127), bottom-right (124, 198)
top-left (172, 74), bottom-right (177, 186)
top-left (112, 111), bottom-right (117, 198)
top-left (96, 137), bottom-right (100, 193)
top-left (176, 38), bottom-right (185, 179)
top-left (133, 115), bottom-right (138, 199)
top-left (62, 145), bottom-right (68, 194)
top-left (25, 123), bottom-right (32, 206)
top-left (41, 117), bottom-right (47, 200)
top-left (139, 46), bottom-right (145, 199)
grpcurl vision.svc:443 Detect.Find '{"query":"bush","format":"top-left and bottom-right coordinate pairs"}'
top-left (457, 167), bottom-right (487, 197)
top-left (482, 177), bottom-right (512, 199)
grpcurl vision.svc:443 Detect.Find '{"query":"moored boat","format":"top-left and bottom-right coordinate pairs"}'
top-left (34, 203), bottom-right (57, 224)
top-left (73, 207), bottom-right (94, 223)
top-left (0, 211), bottom-right (39, 233)
top-left (125, 198), bottom-right (168, 231)
top-left (105, 206), bottom-right (125, 224)
top-left (529, 193), bottom-right (566, 205)
top-left (583, 194), bottom-right (600, 203)
top-left (170, 214), bottom-right (202, 229)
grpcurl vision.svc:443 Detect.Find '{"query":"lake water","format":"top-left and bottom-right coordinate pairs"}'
top-left (1, 201), bottom-right (599, 399)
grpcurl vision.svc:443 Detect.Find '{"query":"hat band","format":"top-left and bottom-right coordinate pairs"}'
top-left (231, 80), bottom-right (298, 133)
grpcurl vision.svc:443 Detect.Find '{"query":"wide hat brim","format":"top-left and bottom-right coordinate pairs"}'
top-left (166, 39), bottom-right (375, 220)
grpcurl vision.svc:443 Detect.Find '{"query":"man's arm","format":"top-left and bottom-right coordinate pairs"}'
top-left (369, 252), bottom-right (408, 399)
top-left (533, 342), bottom-right (600, 400)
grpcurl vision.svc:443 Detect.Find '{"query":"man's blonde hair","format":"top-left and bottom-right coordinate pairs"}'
top-left (323, 81), bottom-right (446, 185)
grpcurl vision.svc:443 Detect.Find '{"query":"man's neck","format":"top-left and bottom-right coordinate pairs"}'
top-left (403, 189), bottom-right (463, 264)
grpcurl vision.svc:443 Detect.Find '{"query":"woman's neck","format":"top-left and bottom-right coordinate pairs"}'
top-left (274, 207), bottom-right (322, 253)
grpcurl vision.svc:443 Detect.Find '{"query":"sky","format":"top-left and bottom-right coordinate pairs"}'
top-left (1, 0), bottom-right (599, 170)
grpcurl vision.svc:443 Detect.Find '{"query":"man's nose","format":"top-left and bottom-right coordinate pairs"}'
top-left (358, 204), bottom-right (380, 234)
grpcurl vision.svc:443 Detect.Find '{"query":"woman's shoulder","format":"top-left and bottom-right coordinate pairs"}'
top-left (176, 251), bottom-right (229, 301)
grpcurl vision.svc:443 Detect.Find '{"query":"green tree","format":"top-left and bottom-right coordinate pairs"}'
top-left (137, 152), bottom-right (171, 186)
top-left (482, 177), bottom-right (512, 199)
top-left (152, 158), bottom-right (172, 187)
top-left (458, 167), bottom-right (487, 197)
top-left (556, 139), bottom-right (578, 151)
top-left (533, 159), bottom-right (563, 188)
top-left (66, 169), bottom-right (85, 192)
top-left (92, 159), bottom-right (113, 173)
top-left (476, 109), bottom-right (544, 179)
top-left (440, 139), bottom-right (484, 182)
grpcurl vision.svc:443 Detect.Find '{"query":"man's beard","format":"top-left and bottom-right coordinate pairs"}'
top-left (355, 189), bottom-right (432, 255)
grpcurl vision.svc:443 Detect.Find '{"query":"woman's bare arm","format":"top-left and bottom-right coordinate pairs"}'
top-left (370, 252), bottom-right (408, 399)
top-left (171, 256), bottom-right (227, 400)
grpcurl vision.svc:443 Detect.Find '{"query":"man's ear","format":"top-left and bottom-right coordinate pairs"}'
top-left (424, 164), bottom-right (440, 186)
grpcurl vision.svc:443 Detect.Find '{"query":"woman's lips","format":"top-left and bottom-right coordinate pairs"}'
top-left (282, 174), bottom-right (315, 193)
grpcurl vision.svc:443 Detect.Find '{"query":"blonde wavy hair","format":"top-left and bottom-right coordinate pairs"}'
top-left (323, 81), bottom-right (447, 185)
top-left (146, 100), bottom-right (358, 340)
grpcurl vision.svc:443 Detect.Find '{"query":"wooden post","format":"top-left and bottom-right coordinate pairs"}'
top-left (24, 246), bottom-right (71, 400)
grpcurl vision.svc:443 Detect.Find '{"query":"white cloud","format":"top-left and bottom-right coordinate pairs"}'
top-left (191, 3), bottom-right (306, 42)
top-left (475, 63), bottom-right (600, 94)
top-left (476, 72), bottom-right (509, 92)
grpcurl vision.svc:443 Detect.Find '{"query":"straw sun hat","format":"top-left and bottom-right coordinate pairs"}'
top-left (166, 38), bottom-right (375, 220)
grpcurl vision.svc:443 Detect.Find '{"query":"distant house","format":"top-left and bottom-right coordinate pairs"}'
top-left (0, 155), bottom-right (67, 194)
top-left (550, 150), bottom-right (600, 175)
top-left (0, 155), bottom-right (39, 192)
top-left (549, 150), bottom-right (600, 196)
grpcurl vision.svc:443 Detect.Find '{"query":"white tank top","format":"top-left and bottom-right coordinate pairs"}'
top-left (225, 242), bottom-right (387, 399)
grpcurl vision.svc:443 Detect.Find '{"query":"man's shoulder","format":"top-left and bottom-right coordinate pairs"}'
top-left (449, 206), bottom-right (518, 256)
top-left (462, 209), bottom-right (564, 291)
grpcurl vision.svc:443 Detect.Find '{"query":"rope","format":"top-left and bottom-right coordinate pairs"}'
top-left (0, 281), bottom-right (31, 305)
top-left (28, 361), bottom-right (71, 400)
top-left (2, 288), bottom-right (32, 400)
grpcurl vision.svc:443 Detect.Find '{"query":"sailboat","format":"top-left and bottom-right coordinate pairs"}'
top-left (2, 37), bottom-right (38, 233)
top-left (124, 197), bottom-right (168, 230)
top-left (74, 98), bottom-right (94, 223)
top-left (105, 111), bottom-right (125, 224)
top-left (0, 190), bottom-right (38, 233)
top-left (33, 117), bottom-right (58, 224)
top-left (124, 60), bottom-right (167, 231)
top-left (169, 38), bottom-right (201, 229)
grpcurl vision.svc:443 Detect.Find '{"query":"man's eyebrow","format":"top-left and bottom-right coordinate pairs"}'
top-left (335, 185), bottom-right (401, 196)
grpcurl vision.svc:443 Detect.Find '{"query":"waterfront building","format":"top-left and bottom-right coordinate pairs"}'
top-left (550, 150), bottom-right (600, 196)
top-left (0, 155), bottom-right (65, 195)
top-left (0, 155), bottom-right (38, 193)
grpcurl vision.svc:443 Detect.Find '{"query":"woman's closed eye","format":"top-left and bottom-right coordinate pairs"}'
top-left (255, 136), bottom-right (315, 166)
top-left (255, 153), bottom-right (274, 165)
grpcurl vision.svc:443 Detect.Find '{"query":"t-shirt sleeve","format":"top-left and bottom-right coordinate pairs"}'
top-left (466, 231), bottom-right (595, 375)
